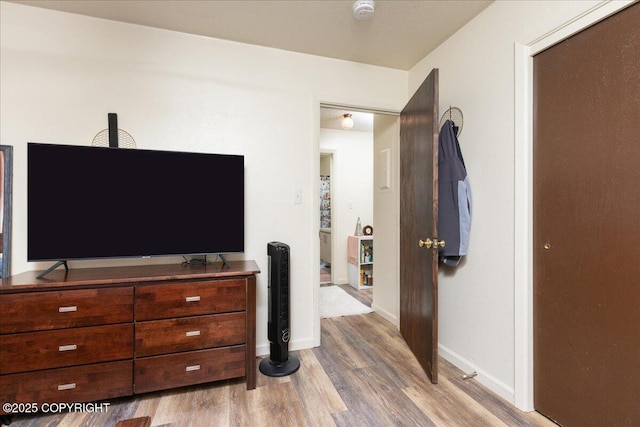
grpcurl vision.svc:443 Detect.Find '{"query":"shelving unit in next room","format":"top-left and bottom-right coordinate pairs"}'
top-left (347, 235), bottom-right (373, 290)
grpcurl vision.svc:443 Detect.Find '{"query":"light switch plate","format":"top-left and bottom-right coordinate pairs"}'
top-left (293, 188), bottom-right (302, 204)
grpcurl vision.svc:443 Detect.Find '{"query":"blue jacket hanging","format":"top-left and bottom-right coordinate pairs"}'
top-left (437, 119), bottom-right (471, 267)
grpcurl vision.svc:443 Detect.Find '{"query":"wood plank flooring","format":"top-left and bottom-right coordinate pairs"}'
top-left (5, 287), bottom-right (554, 427)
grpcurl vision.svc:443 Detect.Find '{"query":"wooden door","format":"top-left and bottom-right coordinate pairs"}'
top-left (399, 69), bottom-right (439, 383)
top-left (533, 4), bottom-right (640, 426)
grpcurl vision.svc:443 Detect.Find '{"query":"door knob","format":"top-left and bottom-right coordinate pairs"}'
top-left (419, 238), bottom-right (433, 248)
top-left (419, 238), bottom-right (445, 249)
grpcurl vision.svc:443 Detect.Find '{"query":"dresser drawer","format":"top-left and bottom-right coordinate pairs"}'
top-left (0, 324), bottom-right (133, 374)
top-left (0, 360), bottom-right (132, 415)
top-left (135, 313), bottom-right (245, 357)
top-left (0, 287), bottom-right (133, 334)
top-left (135, 279), bottom-right (246, 321)
top-left (134, 346), bottom-right (246, 394)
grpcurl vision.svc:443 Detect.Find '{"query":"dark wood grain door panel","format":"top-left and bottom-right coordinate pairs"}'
top-left (399, 68), bottom-right (439, 383)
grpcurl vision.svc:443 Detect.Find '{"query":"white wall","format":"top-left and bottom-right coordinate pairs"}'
top-left (319, 128), bottom-right (373, 284)
top-left (408, 0), bottom-right (606, 404)
top-left (0, 2), bottom-right (406, 355)
top-left (372, 114), bottom-right (399, 325)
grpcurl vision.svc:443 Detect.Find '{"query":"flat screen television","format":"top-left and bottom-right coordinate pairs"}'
top-left (28, 142), bottom-right (244, 263)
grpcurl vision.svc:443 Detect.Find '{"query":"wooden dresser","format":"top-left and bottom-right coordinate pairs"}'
top-left (0, 261), bottom-right (259, 415)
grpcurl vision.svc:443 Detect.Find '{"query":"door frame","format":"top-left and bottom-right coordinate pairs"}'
top-left (314, 101), bottom-right (400, 348)
top-left (513, 0), bottom-right (634, 411)
top-left (319, 149), bottom-right (336, 285)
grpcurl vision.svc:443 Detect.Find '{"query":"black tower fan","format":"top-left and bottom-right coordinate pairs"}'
top-left (259, 242), bottom-right (300, 377)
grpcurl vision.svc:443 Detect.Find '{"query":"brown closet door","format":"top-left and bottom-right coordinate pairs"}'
top-left (533, 4), bottom-right (640, 426)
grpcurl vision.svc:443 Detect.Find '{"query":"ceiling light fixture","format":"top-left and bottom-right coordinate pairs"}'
top-left (342, 113), bottom-right (354, 130)
top-left (353, 0), bottom-right (375, 21)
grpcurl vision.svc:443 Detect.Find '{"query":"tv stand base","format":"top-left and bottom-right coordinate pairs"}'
top-left (218, 253), bottom-right (230, 269)
top-left (36, 260), bottom-right (68, 279)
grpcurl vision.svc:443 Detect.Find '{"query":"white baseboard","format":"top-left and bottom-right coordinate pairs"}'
top-left (438, 343), bottom-right (515, 405)
top-left (256, 337), bottom-right (317, 357)
top-left (371, 302), bottom-right (398, 327)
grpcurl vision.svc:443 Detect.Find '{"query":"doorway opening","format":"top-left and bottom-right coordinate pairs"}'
top-left (318, 107), bottom-right (375, 312)
top-left (315, 102), bottom-right (401, 351)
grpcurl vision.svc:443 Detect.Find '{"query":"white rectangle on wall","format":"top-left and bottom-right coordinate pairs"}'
top-left (379, 148), bottom-right (391, 190)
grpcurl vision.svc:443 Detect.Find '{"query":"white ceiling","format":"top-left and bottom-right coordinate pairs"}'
top-left (9, 0), bottom-right (492, 71)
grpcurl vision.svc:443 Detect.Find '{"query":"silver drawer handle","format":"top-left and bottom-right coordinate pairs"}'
top-left (58, 306), bottom-right (78, 313)
top-left (185, 296), bottom-right (201, 302)
top-left (185, 330), bottom-right (201, 337)
top-left (58, 383), bottom-right (76, 391)
top-left (59, 344), bottom-right (77, 352)
top-left (185, 365), bottom-right (201, 372)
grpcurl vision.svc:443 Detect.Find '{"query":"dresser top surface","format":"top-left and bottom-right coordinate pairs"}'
top-left (0, 260), bottom-right (260, 293)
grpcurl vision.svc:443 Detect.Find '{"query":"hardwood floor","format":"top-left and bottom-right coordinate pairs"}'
top-left (5, 300), bottom-right (554, 427)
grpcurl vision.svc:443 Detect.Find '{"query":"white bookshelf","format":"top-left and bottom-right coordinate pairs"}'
top-left (347, 235), bottom-right (373, 289)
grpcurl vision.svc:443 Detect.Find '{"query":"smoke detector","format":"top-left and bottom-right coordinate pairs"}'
top-left (353, 0), bottom-right (375, 21)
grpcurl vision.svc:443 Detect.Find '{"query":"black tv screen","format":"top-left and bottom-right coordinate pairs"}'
top-left (28, 142), bottom-right (244, 261)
